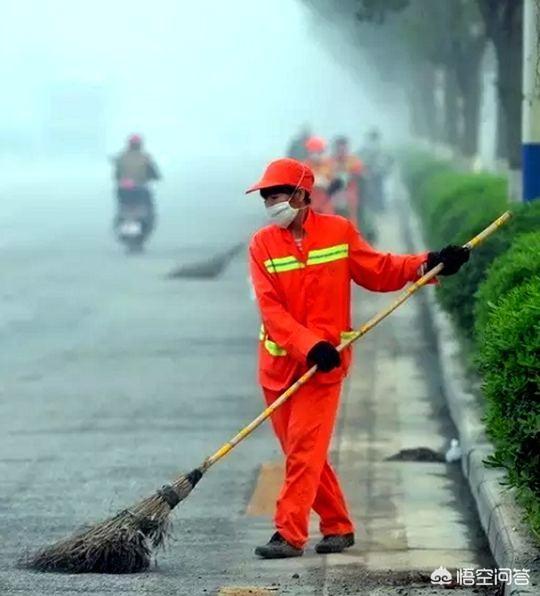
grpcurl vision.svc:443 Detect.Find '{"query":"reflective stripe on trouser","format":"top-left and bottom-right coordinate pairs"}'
top-left (263, 381), bottom-right (354, 549)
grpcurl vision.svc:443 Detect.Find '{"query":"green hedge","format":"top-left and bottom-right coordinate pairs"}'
top-left (405, 156), bottom-right (540, 335)
top-left (402, 151), bottom-right (540, 539)
top-left (437, 199), bottom-right (540, 334)
top-left (477, 278), bottom-right (540, 538)
top-left (475, 232), bottom-right (540, 334)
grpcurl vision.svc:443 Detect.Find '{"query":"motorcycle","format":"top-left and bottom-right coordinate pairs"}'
top-left (114, 179), bottom-right (155, 253)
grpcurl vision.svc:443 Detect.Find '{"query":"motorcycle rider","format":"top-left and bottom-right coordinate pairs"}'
top-left (114, 134), bottom-right (161, 236)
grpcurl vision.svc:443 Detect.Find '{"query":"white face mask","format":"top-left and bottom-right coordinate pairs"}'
top-left (265, 199), bottom-right (300, 228)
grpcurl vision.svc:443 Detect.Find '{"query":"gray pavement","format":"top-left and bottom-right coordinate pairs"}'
top-left (1, 164), bottom-right (496, 595)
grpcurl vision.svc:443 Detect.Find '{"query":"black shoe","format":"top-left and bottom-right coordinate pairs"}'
top-left (254, 532), bottom-right (304, 559)
top-left (315, 533), bottom-right (355, 554)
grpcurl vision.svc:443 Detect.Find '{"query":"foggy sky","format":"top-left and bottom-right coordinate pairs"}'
top-left (0, 0), bottom-right (401, 162)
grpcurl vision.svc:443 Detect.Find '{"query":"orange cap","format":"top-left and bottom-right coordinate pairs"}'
top-left (305, 136), bottom-right (326, 153)
top-left (246, 158), bottom-right (314, 194)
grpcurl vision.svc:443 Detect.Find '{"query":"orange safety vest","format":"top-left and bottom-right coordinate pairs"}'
top-left (327, 154), bottom-right (364, 225)
top-left (304, 157), bottom-right (334, 214)
top-left (248, 209), bottom-right (428, 391)
top-left (305, 157), bottom-right (333, 186)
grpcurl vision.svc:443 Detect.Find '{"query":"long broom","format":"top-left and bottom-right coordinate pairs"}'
top-left (24, 211), bottom-right (511, 574)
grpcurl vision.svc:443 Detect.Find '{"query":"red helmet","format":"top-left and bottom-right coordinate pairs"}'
top-left (246, 158), bottom-right (314, 195)
top-left (128, 134), bottom-right (142, 147)
top-left (305, 136), bottom-right (326, 154)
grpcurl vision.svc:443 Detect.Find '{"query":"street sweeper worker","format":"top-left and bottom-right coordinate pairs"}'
top-left (246, 157), bottom-right (469, 559)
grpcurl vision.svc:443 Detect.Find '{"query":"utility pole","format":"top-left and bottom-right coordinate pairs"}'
top-left (522, 0), bottom-right (540, 201)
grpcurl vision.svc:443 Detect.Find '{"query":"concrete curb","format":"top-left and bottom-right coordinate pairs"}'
top-left (403, 199), bottom-right (540, 596)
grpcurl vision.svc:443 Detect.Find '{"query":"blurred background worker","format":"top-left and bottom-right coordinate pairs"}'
top-left (113, 134), bottom-right (161, 249)
top-left (286, 124), bottom-right (311, 161)
top-left (358, 128), bottom-right (392, 212)
top-left (328, 136), bottom-right (364, 226)
top-left (304, 135), bottom-right (334, 214)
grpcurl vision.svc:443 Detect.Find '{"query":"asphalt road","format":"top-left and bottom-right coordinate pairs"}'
top-left (1, 161), bottom-right (495, 595)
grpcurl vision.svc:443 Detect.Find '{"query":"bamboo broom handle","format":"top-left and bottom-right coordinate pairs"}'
top-left (202, 210), bottom-right (512, 470)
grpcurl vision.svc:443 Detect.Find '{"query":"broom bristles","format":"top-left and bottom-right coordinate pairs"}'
top-left (22, 467), bottom-right (204, 574)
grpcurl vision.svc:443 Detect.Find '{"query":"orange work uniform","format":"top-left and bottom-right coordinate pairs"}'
top-left (249, 209), bottom-right (427, 548)
top-left (305, 157), bottom-right (334, 215)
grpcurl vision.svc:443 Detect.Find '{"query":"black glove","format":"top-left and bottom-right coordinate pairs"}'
top-left (327, 177), bottom-right (344, 196)
top-left (307, 341), bottom-right (341, 372)
top-left (426, 245), bottom-right (470, 276)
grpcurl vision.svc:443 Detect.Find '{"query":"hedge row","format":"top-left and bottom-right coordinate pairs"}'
top-left (475, 232), bottom-right (540, 332)
top-left (402, 152), bottom-right (540, 335)
top-left (402, 150), bottom-right (540, 539)
top-left (479, 278), bottom-right (540, 536)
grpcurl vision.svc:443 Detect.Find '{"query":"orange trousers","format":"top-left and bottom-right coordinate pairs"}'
top-left (263, 381), bottom-right (354, 548)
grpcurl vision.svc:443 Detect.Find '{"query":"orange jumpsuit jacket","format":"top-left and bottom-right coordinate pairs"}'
top-left (249, 209), bottom-right (428, 391)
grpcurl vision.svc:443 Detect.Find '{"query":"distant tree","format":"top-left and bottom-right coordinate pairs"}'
top-left (352, 0), bottom-right (523, 167)
top-left (477, 0), bottom-right (523, 169)
top-left (398, 0), bottom-right (486, 156)
top-left (302, 0), bottom-right (437, 141)
top-left (303, 0), bottom-right (487, 158)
